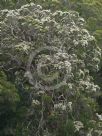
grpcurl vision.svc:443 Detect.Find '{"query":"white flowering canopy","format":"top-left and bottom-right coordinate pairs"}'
top-left (0, 3), bottom-right (102, 135)
top-left (0, 3), bottom-right (101, 92)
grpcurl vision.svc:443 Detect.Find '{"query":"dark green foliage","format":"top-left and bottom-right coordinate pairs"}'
top-left (0, 71), bottom-right (19, 135)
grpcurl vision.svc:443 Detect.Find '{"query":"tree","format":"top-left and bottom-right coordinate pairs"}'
top-left (0, 3), bottom-right (102, 136)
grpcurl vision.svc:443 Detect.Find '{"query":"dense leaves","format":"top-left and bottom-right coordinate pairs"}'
top-left (0, 1), bottom-right (102, 136)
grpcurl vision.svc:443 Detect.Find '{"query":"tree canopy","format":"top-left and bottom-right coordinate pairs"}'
top-left (0, 1), bottom-right (102, 136)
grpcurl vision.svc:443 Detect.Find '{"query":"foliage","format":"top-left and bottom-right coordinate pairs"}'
top-left (0, 3), bottom-right (102, 136)
top-left (0, 71), bottom-right (20, 135)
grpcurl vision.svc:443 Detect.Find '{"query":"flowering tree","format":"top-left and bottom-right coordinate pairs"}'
top-left (0, 3), bottom-right (102, 136)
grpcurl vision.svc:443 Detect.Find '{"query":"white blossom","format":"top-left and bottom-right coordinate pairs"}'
top-left (74, 121), bottom-right (84, 131)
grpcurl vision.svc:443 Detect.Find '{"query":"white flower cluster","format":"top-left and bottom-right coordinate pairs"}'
top-left (32, 99), bottom-right (40, 106)
top-left (80, 80), bottom-right (100, 93)
top-left (54, 51), bottom-right (72, 73)
top-left (74, 121), bottom-right (84, 132)
top-left (54, 102), bottom-right (66, 111)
